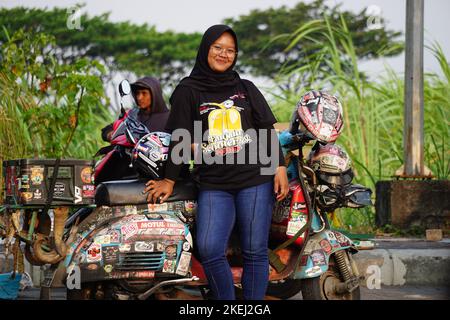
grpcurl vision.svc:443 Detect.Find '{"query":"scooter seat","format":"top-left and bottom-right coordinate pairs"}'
top-left (95, 179), bottom-right (198, 206)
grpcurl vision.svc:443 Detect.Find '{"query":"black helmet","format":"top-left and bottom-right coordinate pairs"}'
top-left (132, 132), bottom-right (171, 179)
top-left (124, 115), bottom-right (150, 144)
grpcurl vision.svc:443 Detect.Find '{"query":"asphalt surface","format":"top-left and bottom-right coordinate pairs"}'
top-left (5, 237), bottom-right (450, 301)
top-left (14, 285), bottom-right (450, 300)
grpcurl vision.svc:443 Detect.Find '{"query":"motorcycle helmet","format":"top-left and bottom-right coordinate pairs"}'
top-left (132, 132), bottom-right (171, 179)
top-left (290, 90), bottom-right (344, 143)
top-left (307, 143), bottom-right (354, 186)
top-left (316, 184), bottom-right (340, 211)
top-left (315, 184), bottom-right (372, 211)
top-left (124, 115), bottom-right (150, 144)
top-left (342, 184), bottom-right (373, 208)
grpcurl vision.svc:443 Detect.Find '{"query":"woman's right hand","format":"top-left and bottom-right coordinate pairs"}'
top-left (143, 178), bottom-right (175, 204)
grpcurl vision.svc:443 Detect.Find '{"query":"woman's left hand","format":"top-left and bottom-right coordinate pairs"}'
top-left (274, 166), bottom-right (289, 201)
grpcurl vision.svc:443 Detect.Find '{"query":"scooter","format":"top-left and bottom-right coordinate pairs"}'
top-left (93, 80), bottom-right (150, 185)
top-left (61, 87), bottom-right (371, 300)
top-left (265, 130), bottom-right (371, 300)
top-left (62, 132), bottom-right (370, 300)
top-left (62, 80), bottom-right (150, 229)
top-left (62, 80), bottom-right (200, 299)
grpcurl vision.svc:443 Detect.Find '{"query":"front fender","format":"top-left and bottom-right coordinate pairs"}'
top-left (64, 206), bottom-right (193, 284)
top-left (293, 229), bottom-right (357, 279)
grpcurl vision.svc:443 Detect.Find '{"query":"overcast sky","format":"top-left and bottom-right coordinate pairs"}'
top-left (2, 0), bottom-right (449, 82)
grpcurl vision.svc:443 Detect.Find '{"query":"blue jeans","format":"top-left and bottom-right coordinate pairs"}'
top-left (196, 181), bottom-right (275, 300)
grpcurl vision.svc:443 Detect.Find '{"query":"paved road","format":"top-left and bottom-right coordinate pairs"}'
top-left (360, 285), bottom-right (449, 300)
top-left (16, 285), bottom-right (450, 300)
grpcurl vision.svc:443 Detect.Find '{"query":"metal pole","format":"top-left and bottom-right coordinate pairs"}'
top-left (402, 0), bottom-right (426, 177)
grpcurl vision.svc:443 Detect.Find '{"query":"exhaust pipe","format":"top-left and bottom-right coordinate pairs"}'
top-left (32, 236), bottom-right (64, 265)
top-left (24, 244), bottom-right (45, 266)
top-left (137, 276), bottom-right (199, 300)
top-left (31, 207), bottom-right (69, 265)
top-left (53, 207), bottom-right (69, 257)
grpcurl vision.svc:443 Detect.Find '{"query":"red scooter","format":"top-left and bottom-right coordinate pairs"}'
top-left (93, 80), bottom-right (150, 185)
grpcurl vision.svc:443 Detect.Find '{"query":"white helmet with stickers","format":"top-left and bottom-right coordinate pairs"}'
top-left (132, 132), bottom-right (171, 179)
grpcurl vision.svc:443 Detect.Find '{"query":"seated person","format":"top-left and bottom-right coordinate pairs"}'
top-left (102, 76), bottom-right (169, 142)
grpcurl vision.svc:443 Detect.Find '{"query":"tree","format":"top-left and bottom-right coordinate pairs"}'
top-left (0, 2), bottom-right (404, 94)
top-left (0, 29), bottom-right (111, 159)
top-left (0, 5), bottom-right (201, 92)
top-left (224, 0), bottom-right (403, 90)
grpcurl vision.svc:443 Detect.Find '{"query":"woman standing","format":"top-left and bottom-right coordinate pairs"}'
top-left (145, 25), bottom-right (288, 300)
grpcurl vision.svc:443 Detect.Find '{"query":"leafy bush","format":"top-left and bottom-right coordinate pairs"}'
top-left (0, 29), bottom-right (114, 202)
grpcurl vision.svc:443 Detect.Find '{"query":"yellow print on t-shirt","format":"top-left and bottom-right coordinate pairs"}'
top-left (202, 99), bottom-right (252, 156)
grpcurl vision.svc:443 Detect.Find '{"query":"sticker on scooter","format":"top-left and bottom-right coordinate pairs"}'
top-left (326, 230), bottom-right (336, 241)
top-left (147, 203), bottom-right (168, 213)
top-left (135, 241), bottom-right (154, 252)
top-left (86, 243), bottom-right (102, 263)
top-left (119, 243), bottom-right (131, 252)
top-left (104, 265), bottom-right (113, 273)
top-left (162, 259), bottom-right (176, 273)
top-left (94, 235), bottom-right (111, 245)
top-left (103, 246), bottom-right (119, 263)
top-left (292, 202), bottom-right (306, 210)
top-left (165, 245), bottom-right (177, 258)
top-left (121, 223), bottom-right (138, 240)
top-left (305, 265), bottom-right (322, 277)
top-left (124, 205), bottom-right (138, 215)
top-left (310, 250), bottom-right (327, 266)
top-left (286, 216), bottom-right (307, 236)
top-left (334, 231), bottom-right (350, 246)
top-left (182, 242), bottom-right (191, 251)
top-left (176, 251), bottom-right (192, 276)
top-left (319, 239), bottom-right (332, 254)
top-left (156, 242), bottom-right (165, 252)
top-left (74, 186), bottom-right (82, 204)
top-left (109, 229), bottom-right (121, 243)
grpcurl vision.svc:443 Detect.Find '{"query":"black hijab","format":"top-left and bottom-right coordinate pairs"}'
top-left (176, 24), bottom-right (241, 92)
top-left (171, 24), bottom-right (276, 129)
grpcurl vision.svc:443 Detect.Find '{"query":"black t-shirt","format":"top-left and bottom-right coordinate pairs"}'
top-left (165, 80), bottom-right (284, 190)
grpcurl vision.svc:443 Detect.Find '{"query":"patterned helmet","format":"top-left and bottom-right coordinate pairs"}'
top-left (291, 90), bottom-right (344, 143)
top-left (132, 132), bottom-right (171, 179)
top-left (307, 143), bottom-right (353, 186)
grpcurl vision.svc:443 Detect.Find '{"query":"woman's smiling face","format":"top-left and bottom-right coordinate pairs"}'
top-left (207, 32), bottom-right (237, 73)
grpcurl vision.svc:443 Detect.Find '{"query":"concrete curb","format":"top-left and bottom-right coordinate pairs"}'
top-left (353, 248), bottom-right (450, 287)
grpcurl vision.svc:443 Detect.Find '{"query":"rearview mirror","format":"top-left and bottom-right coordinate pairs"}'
top-left (119, 80), bottom-right (131, 97)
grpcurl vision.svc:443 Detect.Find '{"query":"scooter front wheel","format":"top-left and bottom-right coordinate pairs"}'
top-left (301, 256), bottom-right (361, 300)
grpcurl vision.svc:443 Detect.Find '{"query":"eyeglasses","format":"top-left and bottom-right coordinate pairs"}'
top-left (210, 45), bottom-right (237, 58)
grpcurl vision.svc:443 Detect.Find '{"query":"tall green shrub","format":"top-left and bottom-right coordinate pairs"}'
top-left (269, 15), bottom-right (449, 231)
